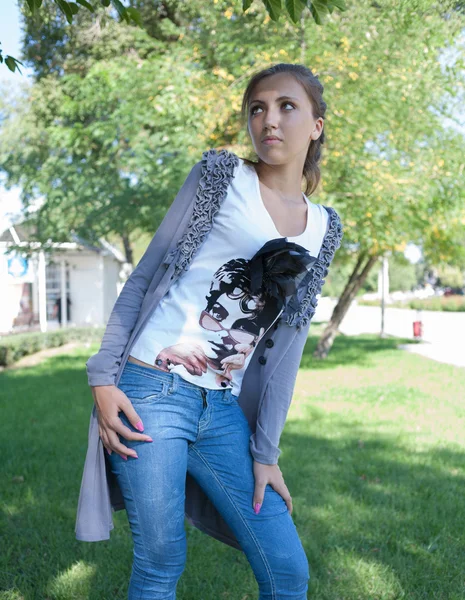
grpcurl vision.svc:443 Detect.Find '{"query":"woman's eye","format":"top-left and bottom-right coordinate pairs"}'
top-left (250, 102), bottom-right (295, 115)
top-left (227, 287), bottom-right (244, 299)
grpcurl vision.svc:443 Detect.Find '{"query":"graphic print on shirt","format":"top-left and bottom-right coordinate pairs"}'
top-left (129, 158), bottom-right (329, 395)
top-left (152, 257), bottom-right (282, 388)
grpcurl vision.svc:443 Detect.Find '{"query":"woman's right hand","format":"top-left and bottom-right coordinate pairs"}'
top-left (91, 385), bottom-right (153, 460)
top-left (156, 343), bottom-right (208, 376)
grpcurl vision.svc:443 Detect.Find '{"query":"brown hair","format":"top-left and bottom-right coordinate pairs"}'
top-left (240, 63), bottom-right (326, 197)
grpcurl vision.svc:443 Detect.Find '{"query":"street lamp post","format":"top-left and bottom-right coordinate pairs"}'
top-left (379, 253), bottom-right (390, 338)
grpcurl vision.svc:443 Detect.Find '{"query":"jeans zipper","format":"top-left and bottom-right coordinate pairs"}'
top-left (200, 388), bottom-right (207, 408)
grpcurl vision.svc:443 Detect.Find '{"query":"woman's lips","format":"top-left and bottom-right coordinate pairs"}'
top-left (262, 138), bottom-right (282, 145)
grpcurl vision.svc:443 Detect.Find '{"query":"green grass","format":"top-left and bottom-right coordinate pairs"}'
top-left (1, 331), bottom-right (464, 600)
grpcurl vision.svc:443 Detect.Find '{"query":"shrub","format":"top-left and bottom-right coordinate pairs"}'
top-left (0, 327), bottom-right (105, 367)
top-left (357, 295), bottom-right (465, 312)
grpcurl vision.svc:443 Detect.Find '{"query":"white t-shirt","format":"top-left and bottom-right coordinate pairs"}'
top-left (130, 158), bottom-right (329, 396)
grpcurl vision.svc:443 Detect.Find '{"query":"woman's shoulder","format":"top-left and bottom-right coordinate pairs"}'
top-left (199, 148), bottom-right (241, 165)
top-left (196, 148), bottom-right (242, 179)
top-left (305, 199), bottom-right (330, 233)
top-left (303, 200), bottom-right (344, 258)
top-left (307, 199), bottom-right (340, 219)
top-left (311, 201), bottom-right (343, 233)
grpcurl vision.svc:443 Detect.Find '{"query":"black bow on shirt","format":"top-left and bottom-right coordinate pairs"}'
top-left (247, 237), bottom-right (319, 315)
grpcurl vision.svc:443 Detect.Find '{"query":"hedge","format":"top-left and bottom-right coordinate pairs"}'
top-left (358, 295), bottom-right (465, 312)
top-left (0, 327), bottom-right (105, 367)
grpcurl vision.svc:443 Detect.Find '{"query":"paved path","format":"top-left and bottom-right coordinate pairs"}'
top-left (314, 298), bottom-right (465, 368)
top-left (1, 342), bottom-right (84, 371)
top-left (396, 342), bottom-right (465, 368)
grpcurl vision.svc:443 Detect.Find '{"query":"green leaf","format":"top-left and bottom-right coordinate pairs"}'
top-left (325, 1), bottom-right (335, 13)
top-left (55, 0), bottom-right (75, 23)
top-left (285, 0), bottom-right (307, 23)
top-left (34, 0), bottom-right (44, 8)
top-left (312, 0), bottom-right (330, 16)
top-left (243, 0), bottom-right (253, 9)
top-left (327, 0), bottom-right (346, 10)
top-left (310, 0), bottom-right (330, 24)
top-left (111, 0), bottom-right (130, 22)
top-left (75, 0), bottom-right (95, 11)
top-left (309, 4), bottom-right (320, 24)
top-left (5, 56), bottom-right (23, 74)
top-left (69, 2), bottom-right (79, 14)
top-left (25, 0), bottom-right (36, 13)
top-left (263, 0), bottom-right (282, 21)
top-left (5, 56), bottom-right (15, 71)
top-left (101, 0), bottom-right (111, 6)
top-left (125, 7), bottom-right (142, 26)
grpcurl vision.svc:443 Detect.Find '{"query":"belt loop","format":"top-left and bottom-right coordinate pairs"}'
top-left (169, 372), bottom-right (179, 395)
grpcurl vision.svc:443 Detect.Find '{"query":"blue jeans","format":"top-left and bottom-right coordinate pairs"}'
top-left (108, 361), bottom-right (310, 599)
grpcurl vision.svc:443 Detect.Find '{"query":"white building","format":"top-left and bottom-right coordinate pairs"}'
top-left (0, 221), bottom-right (128, 334)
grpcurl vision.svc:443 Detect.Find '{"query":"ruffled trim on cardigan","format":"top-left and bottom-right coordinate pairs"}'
top-left (283, 206), bottom-right (344, 329)
top-left (166, 148), bottom-right (343, 330)
top-left (166, 148), bottom-right (239, 278)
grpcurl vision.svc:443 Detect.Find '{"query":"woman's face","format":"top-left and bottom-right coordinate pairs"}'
top-left (247, 72), bottom-right (324, 166)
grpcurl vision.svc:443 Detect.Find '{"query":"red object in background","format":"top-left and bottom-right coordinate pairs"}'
top-left (413, 320), bottom-right (423, 339)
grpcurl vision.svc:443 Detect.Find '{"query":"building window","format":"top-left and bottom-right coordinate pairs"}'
top-left (45, 260), bottom-right (70, 321)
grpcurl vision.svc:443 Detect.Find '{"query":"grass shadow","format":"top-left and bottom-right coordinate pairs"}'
top-left (281, 420), bottom-right (465, 599)
top-left (301, 329), bottom-right (418, 370)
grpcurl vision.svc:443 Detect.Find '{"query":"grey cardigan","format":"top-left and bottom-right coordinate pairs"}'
top-left (75, 148), bottom-right (344, 551)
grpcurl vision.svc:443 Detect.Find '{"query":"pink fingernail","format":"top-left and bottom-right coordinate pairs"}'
top-left (135, 421), bottom-right (144, 431)
top-left (146, 437), bottom-right (153, 442)
top-left (120, 454), bottom-right (127, 461)
top-left (254, 503), bottom-right (261, 514)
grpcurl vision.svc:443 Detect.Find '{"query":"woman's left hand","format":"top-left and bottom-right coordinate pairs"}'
top-left (252, 460), bottom-right (293, 515)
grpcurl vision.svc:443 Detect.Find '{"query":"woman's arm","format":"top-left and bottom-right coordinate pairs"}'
top-left (249, 319), bottom-right (312, 465)
top-left (249, 208), bottom-right (344, 464)
top-left (86, 160), bottom-right (202, 388)
top-left (248, 320), bottom-right (312, 515)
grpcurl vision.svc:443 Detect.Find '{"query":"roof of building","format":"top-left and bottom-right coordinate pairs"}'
top-left (0, 221), bottom-right (126, 263)
top-left (0, 221), bottom-right (34, 243)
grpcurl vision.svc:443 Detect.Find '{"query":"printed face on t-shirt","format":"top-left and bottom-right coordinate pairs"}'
top-left (149, 255), bottom-right (282, 387)
top-left (198, 257), bottom-right (281, 380)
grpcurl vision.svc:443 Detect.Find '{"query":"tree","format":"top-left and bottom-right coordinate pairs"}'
top-left (306, 0), bottom-right (465, 357)
top-left (2, 0), bottom-right (347, 72)
top-left (1, 0), bottom-right (348, 263)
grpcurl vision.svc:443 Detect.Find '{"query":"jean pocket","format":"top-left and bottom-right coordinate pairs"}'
top-left (117, 377), bottom-right (169, 404)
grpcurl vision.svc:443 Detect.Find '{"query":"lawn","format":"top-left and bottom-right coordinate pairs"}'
top-left (1, 328), bottom-right (464, 600)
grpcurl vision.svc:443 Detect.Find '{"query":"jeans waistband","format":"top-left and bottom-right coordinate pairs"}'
top-left (122, 359), bottom-right (235, 400)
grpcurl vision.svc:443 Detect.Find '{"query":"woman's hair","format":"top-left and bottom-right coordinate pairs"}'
top-left (240, 63), bottom-right (326, 197)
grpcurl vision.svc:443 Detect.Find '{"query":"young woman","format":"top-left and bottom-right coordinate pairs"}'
top-left (76, 63), bottom-right (343, 599)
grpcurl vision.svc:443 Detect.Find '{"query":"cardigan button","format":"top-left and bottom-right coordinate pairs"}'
top-left (265, 339), bottom-right (274, 348)
top-left (258, 355), bottom-right (267, 365)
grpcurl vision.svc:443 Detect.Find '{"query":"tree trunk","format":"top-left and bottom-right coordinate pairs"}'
top-left (313, 253), bottom-right (380, 359)
top-left (121, 233), bottom-right (134, 266)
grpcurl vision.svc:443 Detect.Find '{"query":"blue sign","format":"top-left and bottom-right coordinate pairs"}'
top-left (8, 255), bottom-right (28, 278)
